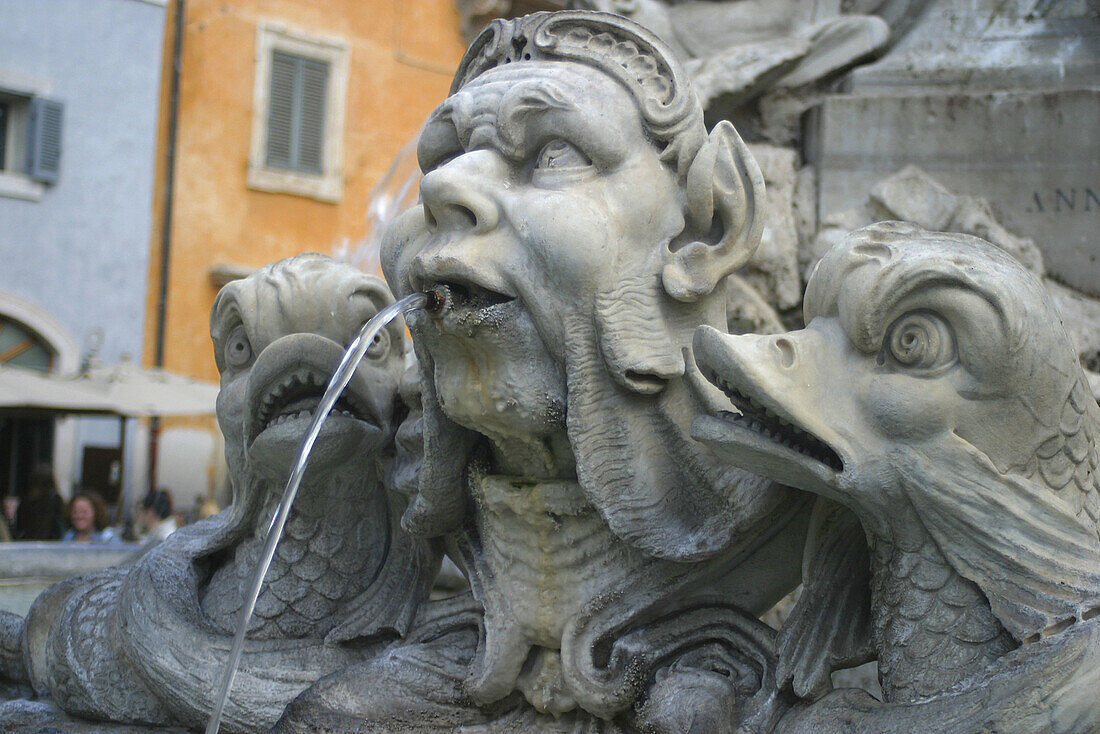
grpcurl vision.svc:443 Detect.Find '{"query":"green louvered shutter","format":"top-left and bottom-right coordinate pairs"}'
top-left (266, 51), bottom-right (328, 174)
top-left (296, 57), bottom-right (328, 174)
top-left (26, 97), bottom-right (63, 184)
top-left (266, 52), bottom-right (296, 169)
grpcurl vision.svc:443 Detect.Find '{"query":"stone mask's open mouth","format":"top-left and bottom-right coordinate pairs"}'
top-left (422, 279), bottom-right (516, 316)
top-left (704, 367), bottom-right (843, 473)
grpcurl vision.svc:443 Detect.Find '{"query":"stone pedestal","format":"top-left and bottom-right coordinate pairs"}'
top-left (806, 0), bottom-right (1100, 296)
top-left (808, 88), bottom-right (1100, 295)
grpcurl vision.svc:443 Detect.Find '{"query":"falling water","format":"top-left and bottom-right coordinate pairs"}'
top-left (205, 290), bottom-right (437, 734)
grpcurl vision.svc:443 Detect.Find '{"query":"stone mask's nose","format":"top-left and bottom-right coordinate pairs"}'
top-left (419, 149), bottom-right (505, 235)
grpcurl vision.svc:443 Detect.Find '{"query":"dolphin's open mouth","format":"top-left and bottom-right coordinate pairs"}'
top-left (704, 368), bottom-right (844, 472)
top-left (248, 366), bottom-right (375, 448)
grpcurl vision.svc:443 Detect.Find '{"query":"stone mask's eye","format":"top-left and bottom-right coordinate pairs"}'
top-left (881, 310), bottom-right (956, 374)
top-left (224, 325), bottom-right (253, 369)
top-left (535, 139), bottom-right (591, 170)
top-left (532, 139), bottom-right (593, 188)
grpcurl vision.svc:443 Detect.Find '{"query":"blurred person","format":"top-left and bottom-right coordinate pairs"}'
top-left (62, 491), bottom-right (118, 543)
top-left (14, 463), bottom-right (65, 540)
top-left (196, 496), bottom-right (220, 521)
top-left (137, 489), bottom-right (176, 544)
top-left (2, 495), bottom-right (17, 541)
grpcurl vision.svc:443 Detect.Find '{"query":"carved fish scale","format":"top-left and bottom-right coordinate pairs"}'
top-left (1022, 376), bottom-right (1100, 530)
top-left (867, 507), bottom-right (1015, 703)
top-left (202, 473), bottom-right (385, 639)
top-left (868, 375), bottom-right (1100, 703)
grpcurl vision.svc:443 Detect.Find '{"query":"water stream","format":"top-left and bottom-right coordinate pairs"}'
top-left (205, 291), bottom-right (432, 734)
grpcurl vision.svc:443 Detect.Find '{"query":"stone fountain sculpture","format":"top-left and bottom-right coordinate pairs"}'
top-left (277, 10), bottom-right (812, 732)
top-left (694, 222), bottom-right (1100, 731)
top-left (569, 0), bottom-right (900, 123)
top-left (1, 254), bottom-right (439, 732)
top-left (2, 10), bottom-right (1099, 734)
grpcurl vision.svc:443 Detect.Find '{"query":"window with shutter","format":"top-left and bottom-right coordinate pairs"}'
top-left (26, 97), bottom-right (63, 184)
top-left (0, 87), bottom-right (62, 200)
top-left (248, 23), bottom-right (348, 202)
top-left (265, 51), bottom-right (329, 174)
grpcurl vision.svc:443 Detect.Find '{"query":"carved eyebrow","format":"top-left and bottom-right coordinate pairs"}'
top-left (438, 92), bottom-right (497, 152)
top-left (496, 84), bottom-right (573, 150)
top-left (420, 83), bottom-right (576, 168)
top-left (419, 101), bottom-right (464, 171)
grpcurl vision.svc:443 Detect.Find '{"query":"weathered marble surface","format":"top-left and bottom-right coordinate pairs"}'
top-left (3, 7), bottom-right (1099, 733)
top-left (571, 0), bottom-right (895, 121)
top-left (276, 11), bottom-right (811, 732)
top-left (812, 166), bottom-right (1100, 399)
top-left (1, 255), bottom-right (437, 733)
top-left (694, 221), bottom-right (1100, 730)
top-left (808, 0), bottom-right (1100, 298)
top-left (555, 0), bottom-right (1100, 323)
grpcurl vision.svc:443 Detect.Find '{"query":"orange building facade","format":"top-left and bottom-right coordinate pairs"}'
top-left (144, 0), bottom-right (467, 384)
top-left (140, 0), bottom-right (466, 506)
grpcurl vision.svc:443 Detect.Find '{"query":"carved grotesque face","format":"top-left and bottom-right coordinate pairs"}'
top-left (384, 62), bottom-right (685, 461)
top-left (384, 15), bottom-right (770, 555)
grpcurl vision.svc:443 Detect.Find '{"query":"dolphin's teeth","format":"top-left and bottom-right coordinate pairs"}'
top-left (250, 365), bottom-right (376, 443)
top-left (709, 369), bottom-right (844, 472)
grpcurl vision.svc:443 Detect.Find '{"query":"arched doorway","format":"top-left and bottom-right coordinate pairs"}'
top-left (0, 294), bottom-right (78, 506)
top-left (0, 317), bottom-right (56, 372)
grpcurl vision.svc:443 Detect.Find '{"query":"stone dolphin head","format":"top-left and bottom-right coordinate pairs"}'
top-left (210, 253), bottom-right (406, 490)
top-left (694, 221), bottom-right (1100, 641)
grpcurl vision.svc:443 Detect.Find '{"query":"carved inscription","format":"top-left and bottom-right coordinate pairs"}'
top-left (1026, 188), bottom-right (1100, 214)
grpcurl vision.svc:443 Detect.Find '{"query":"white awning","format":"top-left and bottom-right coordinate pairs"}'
top-left (0, 361), bottom-right (218, 417)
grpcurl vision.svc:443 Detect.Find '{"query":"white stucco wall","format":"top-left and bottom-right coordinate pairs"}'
top-left (0, 0), bottom-right (167, 498)
top-left (0, 0), bottom-right (165, 365)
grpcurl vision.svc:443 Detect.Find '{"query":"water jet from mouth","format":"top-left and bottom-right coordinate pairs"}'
top-left (424, 287), bottom-right (446, 315)
top-left (205, 291), bottom-right (428, 734)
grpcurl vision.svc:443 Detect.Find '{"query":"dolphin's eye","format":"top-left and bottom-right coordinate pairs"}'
top-left (224, 325), bottom-right (253, 369)
top-left (365, 329), bottom-right (389, 360)
top-left (882, 311), bottom-right (956, 373)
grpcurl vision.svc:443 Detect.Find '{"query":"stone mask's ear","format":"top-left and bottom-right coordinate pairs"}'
top-left (662, 121), bottom-right (764, 302)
